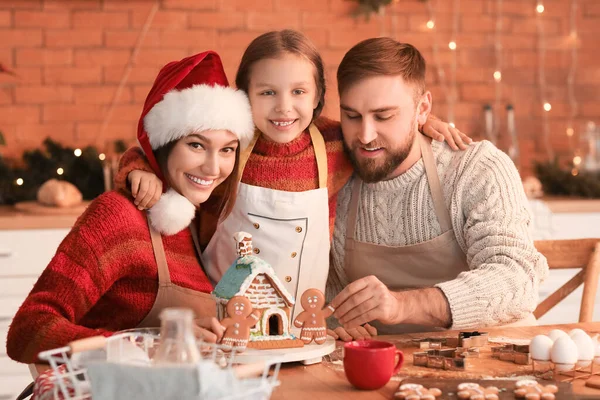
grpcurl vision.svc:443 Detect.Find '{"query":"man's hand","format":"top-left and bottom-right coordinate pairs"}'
top-left (128, 170), bottom-right (162, 210)
top-left (327, 324), bottom-right (378, 342)
top-left (330, 275), bottom-right (402, 329)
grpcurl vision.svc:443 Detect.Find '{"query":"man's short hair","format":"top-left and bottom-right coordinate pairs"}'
top-left (337, 37), bottom-right (426, 101)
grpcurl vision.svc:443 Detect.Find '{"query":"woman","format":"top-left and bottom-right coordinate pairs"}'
top-left (6, 51), bottom-right (255, 364)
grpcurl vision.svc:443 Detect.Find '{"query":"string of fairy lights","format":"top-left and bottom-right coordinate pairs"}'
top-left (536, 0), bottom-right (554, 161)
top-left (567, 0), bottom-right (581, 175)
top-left (425, 0), bottom-right (456, 128)
top-left (13, 0), bottom-right (585, 188)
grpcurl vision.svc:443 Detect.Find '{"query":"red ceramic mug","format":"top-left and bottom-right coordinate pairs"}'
top-left (343, 340), bottom-right (404, 390)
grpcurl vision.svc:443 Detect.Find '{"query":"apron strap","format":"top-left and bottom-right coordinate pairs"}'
top-left (308, 124), bottom-right (328, 189)
top-left (418, 133), bottom-right (452, 233)
top-left (147, 213), bottom-right (171, 285)
top-left (346, 178), bottom-right (362, 241)
top-left (238, 125), bottom-right (328, 189)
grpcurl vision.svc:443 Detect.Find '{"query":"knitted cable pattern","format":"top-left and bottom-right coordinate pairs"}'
top-left (328, 140), bottom-right (548, 329)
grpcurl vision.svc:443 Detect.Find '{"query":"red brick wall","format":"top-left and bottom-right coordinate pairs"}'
top-left (0, 0), bottom-right (598, 173)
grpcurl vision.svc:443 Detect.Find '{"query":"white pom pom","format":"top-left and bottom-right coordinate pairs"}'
top-left (148, 188), bottom-right (196, 235)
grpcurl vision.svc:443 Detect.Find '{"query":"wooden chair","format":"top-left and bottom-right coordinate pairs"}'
top-left (534, 238), bottom-right (600, 323)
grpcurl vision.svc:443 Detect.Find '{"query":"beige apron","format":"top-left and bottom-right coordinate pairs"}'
top-left (344, 133), bottom-right (535, 333)
top-left (137, 215), bottom-right (216, 328)
top-left (202, 125), bottom-right (330, 330)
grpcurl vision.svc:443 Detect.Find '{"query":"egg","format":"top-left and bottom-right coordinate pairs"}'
top-left (551, 336), bottom-right (578, 371)
top-left (570, 331), bottom-right (594, 367)
top-left (529, 335), bottom-right (554, 361)
top-left (548, 329), bottom-right (568, 342)
top-left (569, 328), bottom-right (588, 339)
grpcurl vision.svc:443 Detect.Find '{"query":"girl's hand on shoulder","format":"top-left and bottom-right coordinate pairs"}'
top-left (422, 115), bottom-right (473, 150)
top-left (128, 170), bottom-right (162, 210)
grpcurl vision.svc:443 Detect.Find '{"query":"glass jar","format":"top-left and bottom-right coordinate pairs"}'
top-left (153, 307), bottom-right (200, 365)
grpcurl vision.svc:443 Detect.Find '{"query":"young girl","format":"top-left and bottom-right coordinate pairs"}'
top-left (115, 30), bottom-right (470, 331)
top-left (7, 51), bottom-right (254, 363)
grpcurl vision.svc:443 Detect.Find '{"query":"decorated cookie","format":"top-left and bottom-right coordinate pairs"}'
top-left (456, 382), bottom-right (499, 400)
top-left (292, 289), bottom-right (334, 345)
top-left (220, 296), bottom-right (260, 352)
top-left (394, 383), bottom-right (442, 399)
top-left (513, 379), bottom-right (558, 400)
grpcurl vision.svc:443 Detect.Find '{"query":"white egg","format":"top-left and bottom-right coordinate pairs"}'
top-left (569, 328), bottom-right (588, 339)
top-left (570, 331), bottom-right (594, 367)
top-left (529, 335), bottom-right (554, 361)
top-left (551, 336), bottom-right (578, 371)
top-left (548, 329), bottom-right (568, 342)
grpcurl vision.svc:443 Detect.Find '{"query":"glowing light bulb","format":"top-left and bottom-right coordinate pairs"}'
top-left (16, 178), bottom-right (23, 186)
top-left (449, 122), bottom-right (456, 128)
top-left (543, 102), bottom-right (552, 112)
top-left (493, 71), bottom-right (502, 82)
top-left (566, 127), bottom-right (574, 137)
top-left (57, 168), bottom-right (64, 175)
top-left (448, 41), bottom-right (457, 50)
top-left (536, 4), bottom-right (544, 13)
top-left (573, 156), bottom-right (582, 166)
top-left (99, 153), bottom-right (106, 161)
top-left (426, 20), bottom-right (435, 29)
top-left (74, 148), bottom-right (82, 157)
top-left (571, 168), bottom-right (578, 176)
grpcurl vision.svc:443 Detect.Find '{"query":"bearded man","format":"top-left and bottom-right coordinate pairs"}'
top-left (327, 37), bottom-right (548, 338)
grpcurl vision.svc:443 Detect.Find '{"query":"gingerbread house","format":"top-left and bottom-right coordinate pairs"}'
top-left (212, 232), bottom-right (303, 349)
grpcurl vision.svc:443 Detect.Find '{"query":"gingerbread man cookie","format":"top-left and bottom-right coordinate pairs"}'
top-left (220, 296), bottom-right (260, 352)
top-left (456, 382), bottom-right (499, 400)
top-left (292, 289), bottom-right (334, 345)
top-left (513, 379), bottom-right (558, 400)
top-left (394, 383), bottom-right (442, 400)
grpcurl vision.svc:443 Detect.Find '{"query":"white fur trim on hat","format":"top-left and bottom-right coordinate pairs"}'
top-left (148, 188), bottom-right (196, 235)
top-left (144, 84), bottom-right (255, 150)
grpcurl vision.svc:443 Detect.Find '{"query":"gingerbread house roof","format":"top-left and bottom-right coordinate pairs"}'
top-left (212, 255), bottom-right (295, 306)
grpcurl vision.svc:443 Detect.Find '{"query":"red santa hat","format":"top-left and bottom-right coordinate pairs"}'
top-left (137, 51), bottom-right (254, 235)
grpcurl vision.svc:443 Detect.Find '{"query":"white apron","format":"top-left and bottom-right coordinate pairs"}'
top-left (202, 125), bottom-right (330, 323)
top-left (344, 133), bottom-right (536, 333)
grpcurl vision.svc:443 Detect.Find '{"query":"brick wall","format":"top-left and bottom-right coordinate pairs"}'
top-left (0, 0), bottom-right (598, 174)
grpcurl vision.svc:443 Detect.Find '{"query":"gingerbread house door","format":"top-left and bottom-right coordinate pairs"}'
top-left (261, 308), bottom-right (288, 336)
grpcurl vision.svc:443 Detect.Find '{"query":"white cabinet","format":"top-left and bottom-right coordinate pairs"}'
top-left (0, 228), bottom-right (69, 399)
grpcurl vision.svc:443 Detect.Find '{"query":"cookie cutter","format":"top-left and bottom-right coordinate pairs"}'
top-left (412, 331), bottom-right (488, 350)
top-left (490, 343), bottom-right (531, 365)
top-left (413, 348), bottom-right (480, 370)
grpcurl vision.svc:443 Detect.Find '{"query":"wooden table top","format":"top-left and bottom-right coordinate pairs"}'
top-left (272, 322), bottom-right (600, 400)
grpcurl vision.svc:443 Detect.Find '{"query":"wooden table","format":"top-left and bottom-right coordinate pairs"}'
top-left (272, 322), bottom-right (600, 400)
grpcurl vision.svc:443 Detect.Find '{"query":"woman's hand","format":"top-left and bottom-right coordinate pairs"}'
top-left (193, 316), bottom-right (226, 343)
top-left (327, 324), bottom-right (377, 342)
top-left (422, 115), bottom-right (472, 150)
top-left (128, 170), bottom-right (162, 210)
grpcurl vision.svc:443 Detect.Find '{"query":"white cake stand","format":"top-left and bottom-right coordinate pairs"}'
top-left (232, 337), bottom-right (336, 365)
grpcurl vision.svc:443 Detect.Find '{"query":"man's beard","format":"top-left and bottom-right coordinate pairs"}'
top-left (344, 127), bottom-right (416, 183)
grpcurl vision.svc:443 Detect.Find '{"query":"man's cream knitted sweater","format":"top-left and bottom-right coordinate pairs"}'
top-left (328, 140), bottom-right (549, 329)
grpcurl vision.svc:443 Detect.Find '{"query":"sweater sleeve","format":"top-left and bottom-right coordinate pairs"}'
top-left (435, 142), bottom-right (549, 329)
top-left (6, 229), bottom-right (117, 363)
top-left (113, 146), bottom-right (154, 194)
